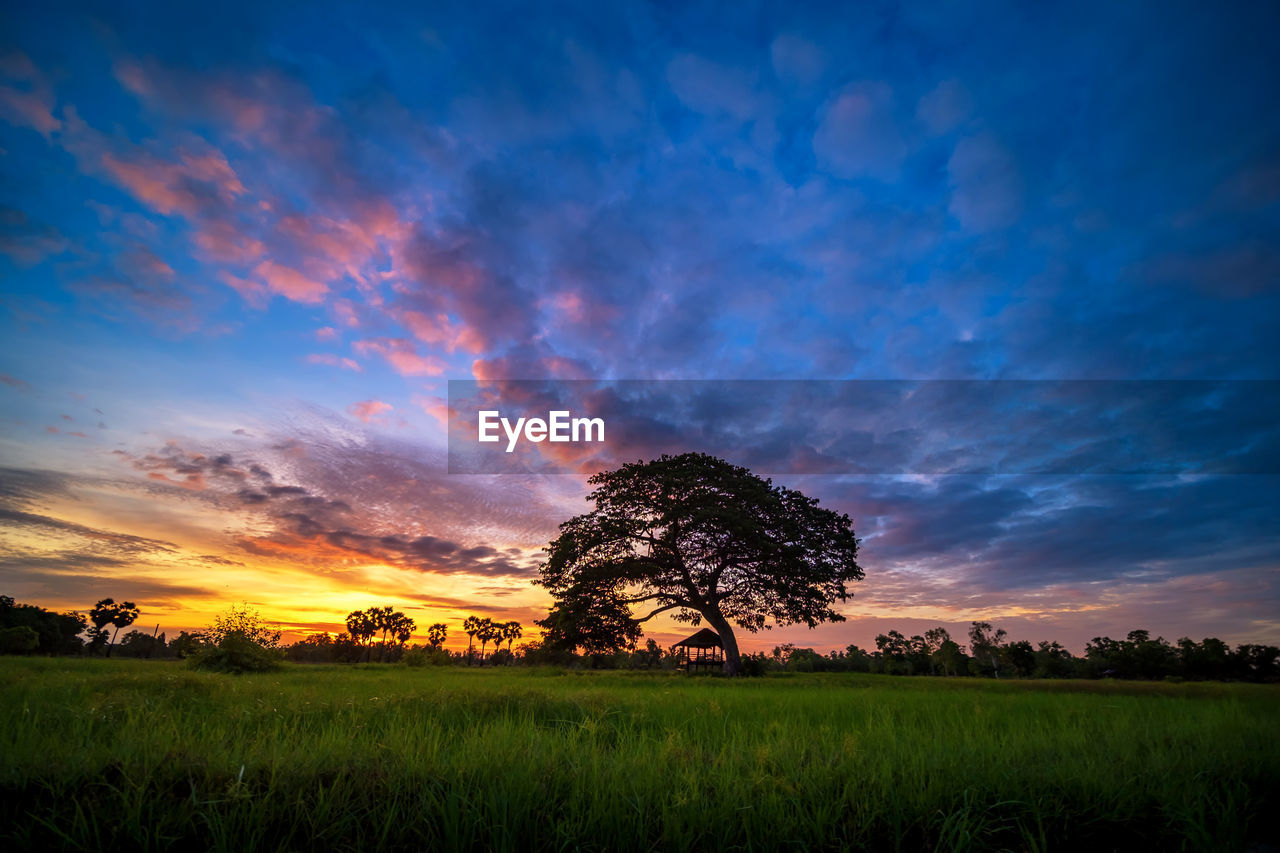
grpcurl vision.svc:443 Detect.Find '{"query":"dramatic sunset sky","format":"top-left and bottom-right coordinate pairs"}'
top-left (1, 2), bottom-right (1277, 653)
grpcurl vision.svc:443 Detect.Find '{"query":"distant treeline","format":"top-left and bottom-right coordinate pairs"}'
top-left (3, 595), bottom-right (1277, 682)
top-left (758, 622), bottom-right (1280, 683)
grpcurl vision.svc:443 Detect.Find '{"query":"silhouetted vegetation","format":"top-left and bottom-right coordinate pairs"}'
top-left (0, 595), bottom-right (86, 655)
top-left (753, 622), bottom-right (1280, 683)
top-left (537, 452), bottom-right (864, 674)
top-left (1, 593), bottom-right (1275, 682)
top-left (87, 597), bottom-right (139, 657)
top-left (186, 604), bottom-right (283, 673)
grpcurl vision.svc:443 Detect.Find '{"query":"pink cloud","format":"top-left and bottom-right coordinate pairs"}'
top-left (193, 220), bottom-right (266, 266)
top-left (354, 337), bottom-right (446, 377)
top-left (333, 299), bottom-right (362, 328)
top-left (398, 309), bottom-right (485, 354)
top-left (0, 53), bottom-right (60, 138)
top-left (0, 374), bottom-right (30, 391)
top-left (252, 260), bottom-right (328, 304)
top-left (99, 148), bottom-right (245, 218)
top-left (411, 394), bottom-right (449, 428)
top-left (219, 271), bottom-right (269, 308)
top-left (471, 353), bottom-right (592, 381)
top-left (348, 399), bottom-right (393, 423)
top-left (316, 326), bottom-right (339, 341)
top-left (306, 353), bottom-right (362, 372)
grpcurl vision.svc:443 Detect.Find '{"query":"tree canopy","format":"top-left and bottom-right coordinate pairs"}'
top-left (536, 452), bottom-right (864, 674)
top-left (89, 597), bottom-right (139, 657)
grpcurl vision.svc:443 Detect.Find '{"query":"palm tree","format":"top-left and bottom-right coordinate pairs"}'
top-left (502, 620), bottom-right (522, 659)
top-left (463, 616), bottom-right (481, 664)
top-left (90, 598), bottom-right (140, 658)
top-left (477, 617), bottom-right (497, 663)
top-left (346, 609), bottom-right (378, 662)
top-left (389, 612), bottom-right (415, 647)
top-left (428, 623), bottom-right (447, 648)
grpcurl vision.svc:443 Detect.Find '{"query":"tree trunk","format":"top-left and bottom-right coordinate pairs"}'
top-left (107, 625), bottom-right (120, 657)
top-left (705, 613), bottom-right (742, 676)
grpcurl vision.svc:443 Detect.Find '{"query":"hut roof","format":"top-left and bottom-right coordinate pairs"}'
top-left (672, 628), bottom-right (723, 648)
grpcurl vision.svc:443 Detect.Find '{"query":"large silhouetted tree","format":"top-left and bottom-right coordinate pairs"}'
top-left (536, 452), bottom-right (864, 675)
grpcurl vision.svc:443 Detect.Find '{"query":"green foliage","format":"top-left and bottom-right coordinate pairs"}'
top-left (402, 644), bottom-right (451, 667)
top-left (116, 629), bottom-right (167, 658)
top-left (168, 631), bottom-right (209, 659)
top-left (207, 604), bottom-right (281, 649)
top-left (0, 626), bottom-right (39, 654)
top-left (187, 632), bottom-right (282, 674)
top-left (2, 660), bottom-right (1278, 852)
top-left (536, 595), bottom-right (641, 655)
top-left (0, 596), bottom-right (86, 654)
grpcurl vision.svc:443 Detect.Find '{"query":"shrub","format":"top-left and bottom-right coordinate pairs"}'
top-left (402, 645), bottom-right (451, 667)
top-left (0, 625), bottom-right (39, 655)
top-left (739, 652), bottom-right (772, 677)
top-left (188, 631), bottom-right (282, 674)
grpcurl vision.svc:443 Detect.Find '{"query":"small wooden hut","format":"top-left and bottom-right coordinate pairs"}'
top-left (673, 628), bottom-right (724, 673)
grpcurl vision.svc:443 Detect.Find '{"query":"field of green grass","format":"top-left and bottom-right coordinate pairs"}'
top-left (2, 658), bottom-right (1277, 851)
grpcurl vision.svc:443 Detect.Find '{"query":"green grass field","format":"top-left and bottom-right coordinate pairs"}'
top-left (2, 659), bottom-right (1277, 851)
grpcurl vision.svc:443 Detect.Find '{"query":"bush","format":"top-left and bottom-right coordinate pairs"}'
top-left (0, 626), bottom-right (39, 655)
top-left (738, 652), bottom-right (772, 677)
top-left (402, 645), bottom-right (451, 667)
top-left (188, 631), bottom-right (282, 673)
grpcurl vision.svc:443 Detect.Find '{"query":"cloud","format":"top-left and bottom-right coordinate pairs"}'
top-left (813, 82), bottom-right (906, 180)
top-left (0, 506), bottom-right (178, 556)
top-left (397, 309), bottom-right (485, 354)
top-left (916, 79), bottom-right (972, 135)
top-left (307, 353), bottom-right (361, 372)
top-left (0, 206), bottom-right (68, 266)
top-left (250, 260), bottom-right (328, 304)
top-left (947, 132), bottom-right (1023, 230)
top-left (770, 35), bottom-right (825, 87)
top-left (347, 399), bottom-right (393, 423)
top-left (0, 52), bottom-right (61, 138)
top-left (353, 337), bottom-right (445, 377)
top-left (99, 148), bottom-right (245, 219)
top-left (667, 54), bottom-right (761, 121)
top-left (0, 373), bottom-right (31, 391)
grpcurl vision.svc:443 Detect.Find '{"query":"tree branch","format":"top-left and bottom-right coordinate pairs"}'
top-left (634, 602), bottom-right (691, 624)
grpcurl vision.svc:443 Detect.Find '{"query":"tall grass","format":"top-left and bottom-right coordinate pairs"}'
top-left (2, 658), bottom-right (1277, 851)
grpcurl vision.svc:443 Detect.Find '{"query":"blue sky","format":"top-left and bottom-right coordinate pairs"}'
top-left (1, 1), bottom-right (1277, 650)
